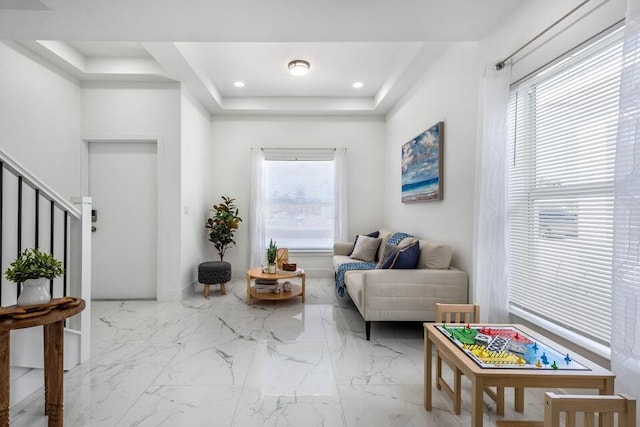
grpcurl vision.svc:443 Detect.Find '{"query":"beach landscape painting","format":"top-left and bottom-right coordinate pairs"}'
top-left (401, 122), bottom-right (443, 202)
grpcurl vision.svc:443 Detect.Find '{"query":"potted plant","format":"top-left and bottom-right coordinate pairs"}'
top-left (206, 196), bottom-right (242, 261)
top-left (267, 239), bottom-right (277, 273)
top-left (5, 248), bottom-right (64, 307)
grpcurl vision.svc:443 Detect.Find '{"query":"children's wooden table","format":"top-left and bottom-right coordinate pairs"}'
top-left (424, 322), bottom-right (615, 427)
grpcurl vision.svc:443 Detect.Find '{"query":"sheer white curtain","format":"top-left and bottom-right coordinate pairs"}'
top-left (334, 147), bottom-right (349, 242)
top-left (249, 148), bottom-right (266, 267)
top-left (611, 0), bottom-right (640, 405)
top-left (473, 64), bottom-right (512, 323)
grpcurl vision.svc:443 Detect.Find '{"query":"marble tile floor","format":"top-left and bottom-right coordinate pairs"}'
top-left (11, 277), bottom-right (550, 426)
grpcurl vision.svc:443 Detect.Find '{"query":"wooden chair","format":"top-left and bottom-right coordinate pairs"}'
top-left (545, 392), bottom-right (636, 427)
top-left (435, 303), bottom-right (505, 415)
top-left (497, 392), bottom-right (636, 427)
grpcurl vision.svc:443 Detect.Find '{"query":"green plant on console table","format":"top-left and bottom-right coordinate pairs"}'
top-left (5, 248), bottom-right (64, 283)
top-left (206, 196), bottom-right (242, 261)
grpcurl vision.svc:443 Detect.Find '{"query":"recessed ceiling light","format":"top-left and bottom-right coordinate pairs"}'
top-left (233, 81), bottom-right (245, 88)
top-left (288, 60), bottom-right (310, 76)
top-left (353, 82), bottom-right (363, 89)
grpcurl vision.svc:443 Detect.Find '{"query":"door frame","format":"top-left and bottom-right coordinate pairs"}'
top-left (81, 136), bottom-right (163, 300)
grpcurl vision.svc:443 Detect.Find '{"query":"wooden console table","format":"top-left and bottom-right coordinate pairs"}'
top-left (0, 299), bottom-right (85, 426)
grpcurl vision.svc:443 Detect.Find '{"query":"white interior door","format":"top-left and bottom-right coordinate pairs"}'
top-left (89, 141), bottom-right (157, 299)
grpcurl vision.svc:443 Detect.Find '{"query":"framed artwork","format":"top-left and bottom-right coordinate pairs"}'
top-left (401, 121), bottom-right (444, 202)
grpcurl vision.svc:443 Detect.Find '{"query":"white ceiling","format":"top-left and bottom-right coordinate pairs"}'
top-left (0, 0), bottom-right (527, 115)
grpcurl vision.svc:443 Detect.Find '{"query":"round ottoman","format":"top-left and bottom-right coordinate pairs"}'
top-left (198, 261), bottom-right (231, 298)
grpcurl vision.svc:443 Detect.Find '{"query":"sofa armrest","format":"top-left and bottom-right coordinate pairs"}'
top-left (333, 242), bottom-right (354, 256)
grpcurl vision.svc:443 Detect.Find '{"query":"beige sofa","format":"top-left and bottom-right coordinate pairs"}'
top-left (333, 230), bottom-right (468, 340)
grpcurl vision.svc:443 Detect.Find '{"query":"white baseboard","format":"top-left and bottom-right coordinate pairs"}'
top-left (157, 288), bottom-right (184, 301)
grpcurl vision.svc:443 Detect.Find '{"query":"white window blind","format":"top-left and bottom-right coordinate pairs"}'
top-left (508, 27), bottom-right (623, 345)
top-left (263, 149), bottom-right (336, 251)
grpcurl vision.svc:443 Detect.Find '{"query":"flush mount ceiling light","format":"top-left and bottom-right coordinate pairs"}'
top-left (288, 60), bottom-right (310, 76)
top-left (352, 81), bottom-right (363, 89)
top-left (233, 81), bottom-right (245, 88)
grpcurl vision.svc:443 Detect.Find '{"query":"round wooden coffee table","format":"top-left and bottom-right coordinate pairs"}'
top-left (246, 267), bottom-right (305, 305)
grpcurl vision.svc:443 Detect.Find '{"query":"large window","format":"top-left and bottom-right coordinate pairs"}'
top-left (263, 154), bottom-right (336, 250)
top-left (508, 28), bottom-right (623, 345)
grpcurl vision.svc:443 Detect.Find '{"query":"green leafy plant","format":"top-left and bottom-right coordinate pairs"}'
top-left (206, 196), bottom-right (242, 261)
top-left (5, 248), bottom-right (64, 283)
top-left (267, 239), bottom-right (278, 264)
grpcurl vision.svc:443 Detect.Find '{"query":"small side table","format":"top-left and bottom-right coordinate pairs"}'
top-left (0, 299), bottom-right (85, 427)
top-left (246, 268), bottom-right (305, 305)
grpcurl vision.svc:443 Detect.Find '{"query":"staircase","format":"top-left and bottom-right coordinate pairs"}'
top-left (0, 148), bottom-right (91, 406)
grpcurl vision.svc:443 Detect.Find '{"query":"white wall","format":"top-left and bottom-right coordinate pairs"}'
top-left (210, 115), bottom-right (386, 277)
top-left (180, 88), bottom-right (214, 295)
top-left (0, 42), bottom-right (82, 198)
top-left (81, 82), bottom-right (182, 301)
top-left (385, 42), bottom-right (480, 284)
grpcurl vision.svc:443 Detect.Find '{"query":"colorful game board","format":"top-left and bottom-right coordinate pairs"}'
top-left (436, 325), bottom-right (590, 371)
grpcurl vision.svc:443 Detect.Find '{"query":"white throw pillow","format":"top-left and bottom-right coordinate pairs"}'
top-left (349, 235), bottom-right (382, 262)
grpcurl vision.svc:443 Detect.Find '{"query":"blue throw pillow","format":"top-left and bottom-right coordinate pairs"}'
top-left (389, 242), bottom-right (420, 269)
top-left (379, 252), bottom-right (397, 269)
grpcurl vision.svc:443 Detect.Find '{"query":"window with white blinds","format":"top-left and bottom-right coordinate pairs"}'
top-left (507, 27), bottom-right (623, 345)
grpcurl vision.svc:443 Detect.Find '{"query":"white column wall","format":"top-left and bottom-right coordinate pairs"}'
top-left (180, 88), bottom-right (214, 296)
top-left (210, 115), bottom-right (386, 277)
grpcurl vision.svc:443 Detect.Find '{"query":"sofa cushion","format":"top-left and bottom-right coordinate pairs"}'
top-left (376, 229), bottom-right (393, 261)
top-left (349, 235), bottom-right (382, 262)
top-left (333, 254), bottom-right (363, 272)
top-left (388, 241), bottom-right (420, 269)
top-left (398, 236), bottom-right (418, 248)
top-left (417, 240), bottom-right (453, 269)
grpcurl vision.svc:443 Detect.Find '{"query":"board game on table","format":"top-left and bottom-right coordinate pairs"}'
top-left (435, 324), bottom-right (589, 371)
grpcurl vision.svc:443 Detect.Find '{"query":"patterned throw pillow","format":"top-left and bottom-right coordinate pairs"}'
top-left (349, 235), bottom-right (382, 262)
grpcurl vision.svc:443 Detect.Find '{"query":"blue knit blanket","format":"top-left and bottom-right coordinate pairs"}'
top-left (335, 232), bottom-right (413, 297)
top-left (335, 261), bottom-right (377, 297)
